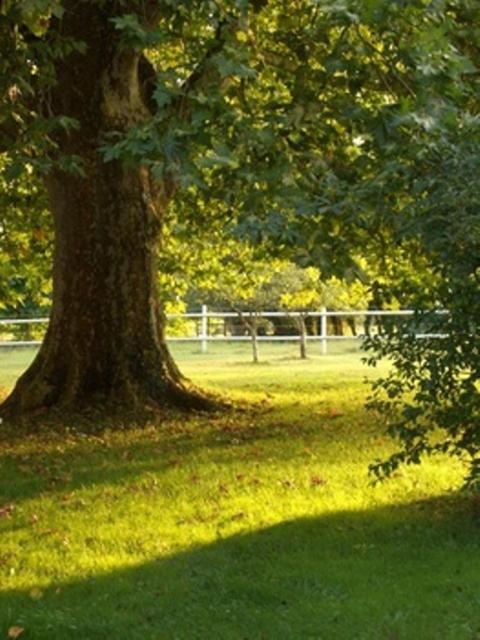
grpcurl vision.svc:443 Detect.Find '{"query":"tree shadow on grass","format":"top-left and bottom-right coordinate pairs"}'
top-left (1, 496), bottom-right (480, 640)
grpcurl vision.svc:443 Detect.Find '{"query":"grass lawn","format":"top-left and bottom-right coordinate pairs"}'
top-left (0, 344), bottom-right (479, 639)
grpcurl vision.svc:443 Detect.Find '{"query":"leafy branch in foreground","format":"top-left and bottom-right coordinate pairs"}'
top-left (365, 125), bottom-right (480, 489)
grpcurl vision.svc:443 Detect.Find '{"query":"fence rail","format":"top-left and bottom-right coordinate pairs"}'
top-left (0, 307), bottom-right (447, 356)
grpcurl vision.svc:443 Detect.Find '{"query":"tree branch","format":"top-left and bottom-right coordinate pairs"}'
top-left (354, 24), bottom-right (416, 99)
top-left (172, 1), bottom-right (269, 119)
top-left (175, 18), bottom-right (229, 120)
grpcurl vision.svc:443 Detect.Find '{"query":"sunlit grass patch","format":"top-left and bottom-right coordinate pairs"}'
top-left (0, 349), bottom-right (477, 639)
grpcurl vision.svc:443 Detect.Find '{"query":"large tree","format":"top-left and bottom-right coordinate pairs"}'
top-left (1, 2), bottom-right (187, 412)
top-left (0, 0), bottom-right (383, 415)
top-left (2, 0), bottom-right (458, 416)
top-left (1, 0), bottom-right (271, 414)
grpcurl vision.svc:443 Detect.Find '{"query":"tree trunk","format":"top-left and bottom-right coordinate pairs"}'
top-left (331, 316), bottom-right (344, 336)
top-left (250, 322), bottom-right (260, 364)
top-left (296, 315), bottom-right (308, 359)
top-left (307, 316), bottom-right (318, 336)
top-left (238, 312), bottom-right (260, 363)
top-left (1, 5), bottom-right (213, 416)
top-left (3, 160), bottom-right (212, 414)
top-left (346, 317), bottom-right (357, 336)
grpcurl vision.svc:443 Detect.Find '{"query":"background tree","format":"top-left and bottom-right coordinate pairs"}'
top-left (319, 275), bottom-right (370, 337)
top-left (0, 163), bottom-right (52, 342)
top-left (268, 263), bottom-right (322, 359)
top-left (198, 248), bottom-right (281, 364)
top-left (0, 165), bottom-right (52, 317)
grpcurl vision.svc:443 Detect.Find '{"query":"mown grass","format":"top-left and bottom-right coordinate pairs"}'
top-left (0, 344), bottom-right (479, 639)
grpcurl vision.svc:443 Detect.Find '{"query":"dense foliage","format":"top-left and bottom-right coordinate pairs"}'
top-left (0, 166), bottom-right (52, 315)
top-left (360, 2), bottom-right (480, 487)
top-left (366, 123), bottom-right (480, 488)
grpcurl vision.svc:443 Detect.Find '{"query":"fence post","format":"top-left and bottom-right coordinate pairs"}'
top-left (320, 306), bottom-right (328, 355)
top-left (201, 304), bottom-right (208, 354)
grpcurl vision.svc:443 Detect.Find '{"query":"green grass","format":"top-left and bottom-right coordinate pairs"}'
top-left (0, 345), bottom-right (479, 639)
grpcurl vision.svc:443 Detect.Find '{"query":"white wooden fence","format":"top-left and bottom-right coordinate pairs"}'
top-left (0, 307), bottom-right (445, 356)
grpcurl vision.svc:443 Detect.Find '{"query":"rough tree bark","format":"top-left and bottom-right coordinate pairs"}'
top-left (1, 3), bottom-right (213, 415)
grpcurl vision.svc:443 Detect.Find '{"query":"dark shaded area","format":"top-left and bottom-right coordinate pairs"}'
top-left (1, 497), bottom-right (480, 639)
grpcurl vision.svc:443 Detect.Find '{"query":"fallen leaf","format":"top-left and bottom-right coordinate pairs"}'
top-left (7, 626), bottom-right (24, 638)
top-left (327, 409), bottom-right (344, 419)
top-left (231, 512), bottom-right (245, 521)
top-left (0, 552), bottom-right (16, 567)
top-left (0, 504), bottom-right (14, 519)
